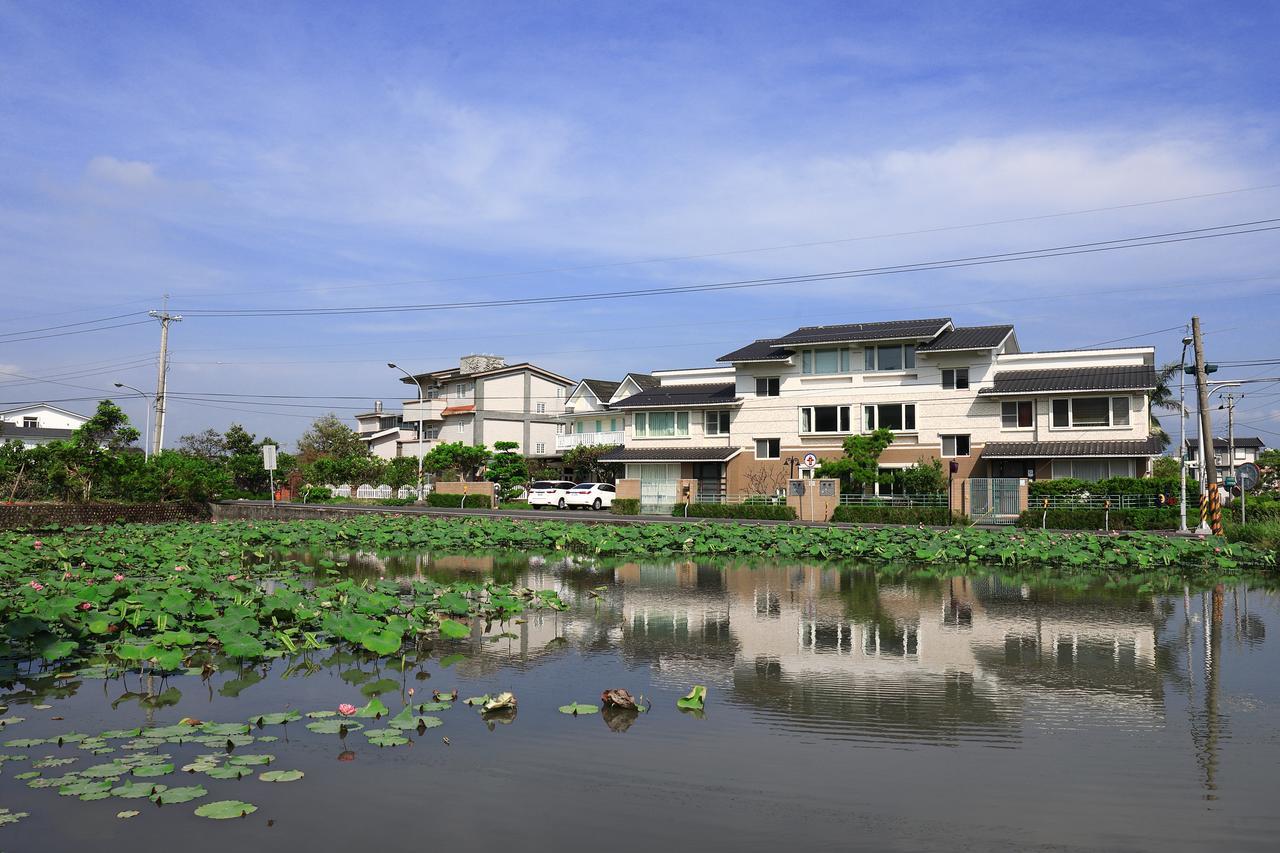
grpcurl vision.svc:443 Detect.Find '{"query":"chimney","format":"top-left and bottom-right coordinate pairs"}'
top-left (459, 354), bottom-right (506, 375)
top-left (374, 400), bottom-right (382, 414)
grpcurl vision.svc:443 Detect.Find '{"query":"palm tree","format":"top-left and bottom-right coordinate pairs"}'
top-left (1149, 362), bottom-right (1183, 451)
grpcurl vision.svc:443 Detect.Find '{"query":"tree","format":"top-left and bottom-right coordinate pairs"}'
top-left (815, 428), bottom-right (894, 491)
top-left (1148, 362), bottom-right (1183, 451)
top-left (562, 444), bottom-right (620, 483)
top-left (896, 458), bottom-right (946, 494)
top-left (177, 428), bottom-right (228, 460)
top-left (486, 441), bottom-right (529, 501)
top-left (422, 442), bottom-right (491, 481)
top-left (296, 413), bottom-right (367, 462)
top-left (59, 400), bottom-right (142, 501)
top-left (1257, 448), bottom-right (1280, 491)
top-left (122, 451), bottom-right (233, 502)
top-left (1151, 455), bottom-right (1181, 479)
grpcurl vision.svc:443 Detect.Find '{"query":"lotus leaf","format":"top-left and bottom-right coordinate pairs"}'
top-left (248, 710), bottom-right (301, 726)
top-left (355, 698), bottom-right (388, 718)
top-left (203, 765), bottom-right (252, 780)
top-left (676, 685), bottom-right (707, 711)
top-left (116, 810), bottom-right (140, 819)
top-left (363, 729), bottom-right (410, 747)
top-left (305, 719), bottom-right (363, 735)
top-left (111, 781), bottom-right (168, 799)
top-left (151, 785), bottom-right (207, 804)
top-left (0, 808), bottom-right (29, 825)
top-left (132, 763), bottom-right (175, 778)
top-left (258, 769), bottom-right (304, 782)
top-left (481, 693), bottom-right (516, 713)
top-left (558, 703), bottom-right (599, 716)
top-left (194, 799), bottom-right (258, 819)
top-left (227, 754), bottom-right (274, 766)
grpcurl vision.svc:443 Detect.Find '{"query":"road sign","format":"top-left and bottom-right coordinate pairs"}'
top-left (800, 453), bottom-right (818, 470)
top-left (1223, 475), bottom-right (1236, 489)
top-left (262, 444), bottom-right (278, 471)
top-left (1236, 462), bottom-right (1260, 491)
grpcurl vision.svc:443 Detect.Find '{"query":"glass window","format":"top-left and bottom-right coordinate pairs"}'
top-left (800, 406), bottom-right (850, 433)
top-left (22, 416), bottom-right (38, 428)
top-left (634, 412), bottom-right (647, 435)
top-left (536, 402), bottom-right (546, 413)
top-left (942, 368), bottom-right (969, 390)
top-left (942, 435), bottom-right (971, 457)
top-left (595, 419), bottom-right (603, 432)
top-left (1052, 399), bottom-right (1070, 428)
top-left (1111, 397), bottom-right (1130, 426)
top-left (864, 347), bottom-right (876, 371)
top-left (864, 403), bottom-right (915, 431)
top-left (802, 350), bottom-right (812, 373)
top-left (755, 438), bottom-right (781, 459)
top-left (756, 377), bottom-right (780, 397)
top-left (904, 345), bottom-right (915, 369)
top-left (705, 410), bottom-right (730, 435)
top-left (877, 345), bottom-right (902, 371)
top-left (676, 411), bottom-right (689, 435)
top-left (1071, 397), bottom-right (1110, 427)
top-left (610, 418), bottom-right (618, 432)
top-left (801, 348), bottom-right (850, 374)
top-left (1002, 401), bottom-right (1033, 428)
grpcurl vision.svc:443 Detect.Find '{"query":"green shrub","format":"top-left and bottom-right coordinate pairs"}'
top-left (1224, 520), bottom-right (1280, 551)
top-left (426, 492), bottom-right (492, 508)
top-left (831, 506), bottom-right (959, 525)
top-left (672, 502), bottom-right (796, 520)
top-left (610, 498), bottom-right (640, 516)
top-left (1028, 477), bottom-right (1184, 497)
top-left (1015, 507), bottom-right (1180, 530)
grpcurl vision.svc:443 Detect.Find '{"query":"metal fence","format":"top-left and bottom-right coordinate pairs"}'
top-left (1030, 493), bottom-right (1163, 509)
top-left (838, 493), bottom-right (948, 507)
top-left (692, 493), bottom-right (789, 506)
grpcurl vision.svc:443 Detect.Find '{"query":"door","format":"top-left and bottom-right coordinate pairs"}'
top-left (691, 462), bottom-right (725, 501)
top-left (969, 478), bottom-right (1022, 523)
top-left (633, 463), bottom-right (679, 514)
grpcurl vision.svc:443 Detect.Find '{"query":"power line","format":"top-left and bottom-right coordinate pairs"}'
top-left (173, 218), bottom-right (1280, 318)
top-left (0, 319), bottom-right (155, 345)
top-left (0, 311), bottom-right (149, 340)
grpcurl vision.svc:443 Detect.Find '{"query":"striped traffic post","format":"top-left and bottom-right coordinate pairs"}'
top-left (1209, 483), bottom-right (1223, 536)
top-left (1199, 488), bottom-right (1209, 533)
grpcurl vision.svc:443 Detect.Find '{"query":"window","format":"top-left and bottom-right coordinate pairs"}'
top-left (941, 435), bottom-right (971, 457)
top-left (1051, 396), bottom-right (1133, 428)
top-left (1002, 401), bottom-right (1034, 429)
top-left (799, 405), bottom-right (851, 434)
top-left (704, 410), bottom-right (731, 435)
top-left (865, 344), bottom-right (916, 371)
top-left (863, 403), bottom-right (916, 431)
top-left (595, 419), bottom-right (604, 432)
top-left (536, 402), bottom-right (546, 414)
top-left (801, 347), bottom-right (852, 375)
top-left (756, 376), bottom-right (780, 397)
top-left (457, 422), bottom-right (465, 434)
top-left (634, 411), bottom-right (689, 437)
top-left (755, 438), bottom-right (781, 459)
top-left (609, 417), bottom-right (618, 432)
top-left (941, 368), bottom-right (969, 390)
top-left (1051, 459), bottom-right (1136, 480)
top-left (601, 484), bottom-right (615, 492)
top-left (1235, 448), bottom-right (1248, 461)
top-left (424, 425), bottom-right (441, 439)
top-left (22, 416), bottom-right (38, 429)
top-left (535, 442), bottom-right (545, 454)
top-left (556, 423), bottom-right (564, 435)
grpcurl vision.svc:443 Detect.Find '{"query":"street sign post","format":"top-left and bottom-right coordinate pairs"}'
top-left (262, 445), bottom-right (278, 508)
top-left (1236, 462), bottom-right (1260, 524)
top-left (799, 454), bottom-right (819, 521)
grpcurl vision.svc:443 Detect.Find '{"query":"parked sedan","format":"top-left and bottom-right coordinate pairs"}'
top-left (527, 480), bottom-right (578, 509)
top-left (564, 482), bottom-right (616, 511)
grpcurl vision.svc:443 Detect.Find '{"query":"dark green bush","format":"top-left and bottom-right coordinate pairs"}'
top-left (1016, 507), bottom-right (1180, 530)
top-left (610, 498), bottom-right (641, 516)
top-left (1224, 520), bottom-right (1280, 551)
top-left (831, 506), bottom-right (959, 525)
top-left (673, 502), bottom-right (797, 520)
top-left (1028, 477), bottom-right (1184, 497)
top-left (426, 492), bottom-right (492, 508)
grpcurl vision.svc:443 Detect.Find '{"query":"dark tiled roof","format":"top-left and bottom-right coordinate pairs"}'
top-left (981, 437), bottom-right (1163, 458)
top-left (716, 340), bottom-right (794, 363)
top-left (769, 318), bottom-right (951, 347)
top-left (627, 373), bottom-right (660, 391)
top-left (1186, 436), bottom-right (1266, 450)
top-left (600, 446), bottom-right (742, 463)
top-left (978, 365), bottom-right (1157, 395)
top-left (580, 379), bottom-right (621, 401)
top-left (612, 383), bottom-right (740, 408)
top-left (917, 325), bottom-right (1015, 352)
top-left (0, 426), bottom-right (75, 442)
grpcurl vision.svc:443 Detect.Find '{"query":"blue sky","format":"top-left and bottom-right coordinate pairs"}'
top-left (2, 0), bottom-right (1279, 447)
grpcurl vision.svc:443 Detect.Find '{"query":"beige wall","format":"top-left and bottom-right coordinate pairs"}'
top-left (434, 480), bottom-right (496, 507)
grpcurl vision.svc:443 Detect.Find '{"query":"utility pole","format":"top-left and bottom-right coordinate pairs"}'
top-left (1191, 317), bottom-right (1218, 535)
top-left (1221, 392), bottom-right (1239, 490)
top-left (1178, 334), bottom-right (1192, 533)
top-left (149, 297), bottom-right (183, 457)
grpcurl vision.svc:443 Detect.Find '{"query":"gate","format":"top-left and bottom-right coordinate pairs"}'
top-left (969, 478), bottom-right (1023, 524)
top-left (634, 463), bottom-right (680, 514)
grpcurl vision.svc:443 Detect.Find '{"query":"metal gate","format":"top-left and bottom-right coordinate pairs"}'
top-left (969, 478), bottom-right (1022, 524)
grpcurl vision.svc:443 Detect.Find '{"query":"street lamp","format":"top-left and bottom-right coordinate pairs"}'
top-left (113, 382), bottom-right (152, 462)
top-left (388, 363), bottom-right (425, 500)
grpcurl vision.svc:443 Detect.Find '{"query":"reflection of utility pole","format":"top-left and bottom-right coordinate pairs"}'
top-left (149, 296), bottom-right (182, 457)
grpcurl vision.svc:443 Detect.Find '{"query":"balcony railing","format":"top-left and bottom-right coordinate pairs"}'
top-left (555, 430), bottom-right (626, 451)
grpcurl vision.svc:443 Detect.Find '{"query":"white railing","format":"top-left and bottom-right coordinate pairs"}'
top-left (1031, 493), bottom-right (1163, 509)
top-left (555, 431), bottom-right (626, 451)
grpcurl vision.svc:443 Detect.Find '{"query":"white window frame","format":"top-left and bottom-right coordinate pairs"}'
top-left (941, 434), bottom-right (971, 457)
top-left (535, 442), bottom-right (545, 454)
top-left (1050, 458), bottom-right (1136, 480)
top-left (799, 405), bottom-right (852, 435)
top-left (536, 402), bottom-right (546, 414)
top-left (862, 402), bottom-right (916, 432)
top-left (864, 344), bottom-right (916, 372)
top-left (704, 410), bottom-right (731, 435)
top-left (22, 416), bottom-right (38, 429)
top-left (634, 411), bottom-right (690, 438)
top-left (755, 438), bottom-right (781, 459)
top-left (941, 368), bottom-right (969, 390)
top-left (1050, 396), bottom-right (1132, 430)
top-left (800, 347), bottom-right (852, 375)
top-left (1001, 400), bottom-right (1034, 430)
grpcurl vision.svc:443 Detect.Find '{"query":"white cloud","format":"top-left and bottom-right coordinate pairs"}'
top-left (85, 155), bottom-right (159, 187)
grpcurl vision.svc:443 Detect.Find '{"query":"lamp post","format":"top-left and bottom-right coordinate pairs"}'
top-left (113, 382), bottom-right (152, 462)
top-left (388, 363), bottom-right (425, 500)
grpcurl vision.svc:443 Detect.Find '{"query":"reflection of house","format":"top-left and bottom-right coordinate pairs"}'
top-left (0, 403), bottom-right (89, 448)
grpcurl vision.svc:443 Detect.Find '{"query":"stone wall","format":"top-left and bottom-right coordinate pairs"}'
top-left (0, 502), bottom-right (210, 530)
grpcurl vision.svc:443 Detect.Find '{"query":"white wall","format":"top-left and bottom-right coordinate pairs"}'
top-left (1, 405), bottom-right (88, 430)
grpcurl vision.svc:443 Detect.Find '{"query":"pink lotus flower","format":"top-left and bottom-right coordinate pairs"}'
top-left (113, 574), bottom-right (124, 582)
top-left (63, 571), bottom-right (72, 580)
top-left (29, 581), bottom-right (44, 591)
top-left (338, 703), bottom-right (358, 717)
top-left (79, 602), bottom-right (91, 611)
top-left (173, 565), bottom-right (186, 572)
top-left (33, 540), bottom-right (43, 549)
top-left (407, 687), bottom-right (415, 697)
top-left (227, 574), bottom-right (239, 581)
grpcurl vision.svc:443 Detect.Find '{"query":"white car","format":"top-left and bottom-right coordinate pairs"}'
top-left (564, 482), bottom-right (616, 511)
top-left (527, 480), bottom-right (578, 510)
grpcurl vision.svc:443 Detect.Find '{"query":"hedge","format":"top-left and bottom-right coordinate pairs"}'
top-left (426, 492), bottom-right (493, 508)
top-left (831, 506), bottom-right (960, 525)
top-left (1028, 477), bottom-right (1184, 497)
top-left (672, 502), bottom-right (796, 521)
top-left (610, 498), bottom-right (641, 516)
top-left (1015, 507), bottom-right (1180, 530)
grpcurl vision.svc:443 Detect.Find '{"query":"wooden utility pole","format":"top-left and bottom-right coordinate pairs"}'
top-left (149, 297), bottom-right (182, 457)
top-left (1191, 317), bottom-right (1218, 534)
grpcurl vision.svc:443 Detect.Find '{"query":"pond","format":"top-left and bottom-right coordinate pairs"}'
top-left (3, 549), bottom-right (1278, 852)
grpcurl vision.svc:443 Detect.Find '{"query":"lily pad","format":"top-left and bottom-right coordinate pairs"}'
top-left (355, 698), bottom-right (388, 718)
top-left (363, 729), bottom-right (410, 747)
top-left (111, 780), bottom-right (168, 799)
top-left (558, 703), bottom-right (600, 716)
top-left (676, 685), bottom-right (707, 711)
top-left (248, 710), bottom-right (301, 726)
top-left (200, 722), bottom-right (251, 736)
top-left (116, 810), bottom-right (140, 819)
top-left (132, 762), bottom-right (175, 778)
top-left (204, 765), bottom-right (252, 780)
top-left (305, 710), bottom-right (336, 719)
top-left (258, 769), bottom-right (304, 782)
top-left (415, 701), bottom-right (452, 712)
top-left (227, 753), bottom-right (274, 767)
top-left (0, 808), bottom-right (30, 826)
top-left (194, 799), bottom-right (258, 820)
top-left (60, 780), bottom-right (114, 797)
top-left (151, 785), bottom-right (207, 804)
top-left (15, 770), bottom-right (41, 780)
top-left (80, 762), bottom-right (128, 778)
top-left (305, 719), bottom-right (363, 735)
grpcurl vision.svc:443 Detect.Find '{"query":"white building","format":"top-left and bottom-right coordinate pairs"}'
top-left (600, 317), bottom-right (1160, 508)
top-left (355, 355), bottom-right (572, 460)
top-left (1184, 436), bottom-right (1267, 483)
top-left (0, 404), bottom-right (89, 448)
top-left (556, 374), bottom-right (656, 453)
